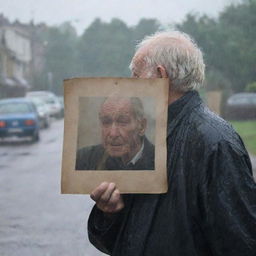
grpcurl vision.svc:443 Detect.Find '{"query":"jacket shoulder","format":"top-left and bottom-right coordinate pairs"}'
top-left (75, 144), bottom-right (104, 170)
top-left (188, 104), bottom-right (246, 154)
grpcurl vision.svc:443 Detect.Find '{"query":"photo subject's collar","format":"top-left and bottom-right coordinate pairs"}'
top-left (127, 139), bottom-right (145, 166)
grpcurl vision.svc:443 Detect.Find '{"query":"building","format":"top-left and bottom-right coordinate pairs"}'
top-left (0, 20), bottom-right (32, 98)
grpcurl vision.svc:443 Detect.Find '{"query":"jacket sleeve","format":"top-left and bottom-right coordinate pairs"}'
top-left (87, 204), bottom-right (125, 255)
top-left (200, 141), bottom-right (256, 256)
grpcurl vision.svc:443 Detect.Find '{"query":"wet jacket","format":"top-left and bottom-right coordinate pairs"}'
top-left (87, 91), bottom-right (256, 256)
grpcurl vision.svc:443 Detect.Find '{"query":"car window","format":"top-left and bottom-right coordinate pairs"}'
top-left (250, 96), bottom-right (256, 104)
top-left (0, 103), bottom-right (32, 114)
top-left (46, 98), bottom-right (55, 104)
top-left (229, 97), bottom-right (250, 105)
top-left (32, 95), bottom-right (56, 104)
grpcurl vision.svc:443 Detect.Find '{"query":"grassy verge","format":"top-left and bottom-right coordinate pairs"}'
top-left (230, 120), bottom-right (256, 155)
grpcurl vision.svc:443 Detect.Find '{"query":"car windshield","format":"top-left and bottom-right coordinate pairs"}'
top-left (230, 97), bottom-right (250, 105)
top-left (0, 103), bottom-right (32, 114)
top-left (45, 98), bottom-right (56, 104)
top-left (228, 95), bottom-right (256, 105)
top-left (250, 96), bottom-right (256, 104)
top-left (30, 95), bottom-right (56, 104)
top-left (30, 98), bottom-right (45, 107)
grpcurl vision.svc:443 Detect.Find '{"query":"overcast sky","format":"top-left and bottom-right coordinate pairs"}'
top-left (0, 0), bottom-right (232, 34)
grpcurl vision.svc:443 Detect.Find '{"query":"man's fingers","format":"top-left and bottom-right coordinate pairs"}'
top-left (106, 189), bottom-right (124, 212)
top-left (90, 183), bottom-right (124, 213)
top-left (100, 183), bottom-right (116, 203)
top-left (108, 189), bottom-right (121, 206)
top-left (90, 182), bottom-right (109, 202)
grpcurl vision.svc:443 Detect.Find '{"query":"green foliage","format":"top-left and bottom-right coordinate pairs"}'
top-left (204, 69), bottom-right (231, 91)
top-left (132, 19), bottom-right (160, 43)
top-left (245, 82), bottom-right (256, 92)
top-left (77, 18), bottom-right (133, 77)
top-left (177, 0), bottom-right (256, 93)
top-left (33, 18), bottom-right (159, 92)
top-left (33, 0), bottom-right (255, 96)
top-left (43, 23), bottom-right (79, 95)
top-left (231, 120), bottom-right (256, 154)
top-left (77, 18), bottom-right (159, 77)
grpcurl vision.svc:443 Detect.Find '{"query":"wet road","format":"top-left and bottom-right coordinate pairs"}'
top-left (0, 119), bottom-right (104, 256)
top-left (1, 119), bottom-right (255, 256)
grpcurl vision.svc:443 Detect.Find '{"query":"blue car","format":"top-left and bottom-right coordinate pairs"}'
top-left (0, 98), bottom-right (40, 142)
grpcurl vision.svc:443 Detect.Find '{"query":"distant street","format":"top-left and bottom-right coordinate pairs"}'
top-left (0, 119), bottom-right (255, 256)
top-left (0, 119), bottom-right (104, 256)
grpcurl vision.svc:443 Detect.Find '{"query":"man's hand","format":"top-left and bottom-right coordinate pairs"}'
top-left (90, 182), bottom-right (124, 213)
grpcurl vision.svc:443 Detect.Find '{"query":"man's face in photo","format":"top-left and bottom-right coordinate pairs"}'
top-left (99, 98), bottom-right (145, 163)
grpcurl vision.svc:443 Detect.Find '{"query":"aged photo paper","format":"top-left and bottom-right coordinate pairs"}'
top-left (61, 77), bottom-right (168, 194)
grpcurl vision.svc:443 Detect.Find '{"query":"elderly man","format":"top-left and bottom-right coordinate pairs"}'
top-left (87, 31), bottom-right (256, 255)
top-left (76, 97), bottom-right (154, 170)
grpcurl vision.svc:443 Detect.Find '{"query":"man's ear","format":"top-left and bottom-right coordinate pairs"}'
top-left (157, 65), bottom-right (168, 78)
top-left (138, 118), bottom-right (147, 136)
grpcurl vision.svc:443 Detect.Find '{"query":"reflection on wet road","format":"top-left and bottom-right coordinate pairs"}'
top-left (0, 120), bottom-right (104, 256)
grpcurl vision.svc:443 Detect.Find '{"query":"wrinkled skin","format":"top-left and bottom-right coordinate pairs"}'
top-left (99, 98), bottom-right (145, 164)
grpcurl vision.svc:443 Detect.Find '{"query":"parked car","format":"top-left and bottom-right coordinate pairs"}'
top-left (26, 91), bottom-right (62, 119)
top-left (28, 97), bottom-right (51, 128)
top-left (225, 93), bottom-right (256, 120)
top-left (0, 98), bottom-right (40, 142)
top-left (57, 96), bottom-right (64, 118)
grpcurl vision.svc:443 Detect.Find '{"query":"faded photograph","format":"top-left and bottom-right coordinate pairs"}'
top-left (75, 96), bottom-right (155, 170)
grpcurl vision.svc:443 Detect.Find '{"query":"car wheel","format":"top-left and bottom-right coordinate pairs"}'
top-left (44, 120), bottom-right (49, 129)
top-left (56, 112), bottom-right (62, 119)
top-left (31, 131), bottom-right (40, 142)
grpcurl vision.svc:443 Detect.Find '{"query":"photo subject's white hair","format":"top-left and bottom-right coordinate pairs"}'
top-left (99, 97), bottom-right (145, 121)
top-left (130, 31), bottom-right (205, 92)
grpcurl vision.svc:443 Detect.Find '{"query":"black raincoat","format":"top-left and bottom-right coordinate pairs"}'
top-left (88, 91), bottom-right (256, 256)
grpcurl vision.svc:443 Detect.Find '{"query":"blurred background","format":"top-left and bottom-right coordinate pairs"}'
top-left (0, 0), bottom-right (255, 255)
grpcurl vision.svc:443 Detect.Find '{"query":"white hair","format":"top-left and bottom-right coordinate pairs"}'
top-left (130, 31), bottom-right (205, 92)
top-left (100, 97), bottom-right (145, 121)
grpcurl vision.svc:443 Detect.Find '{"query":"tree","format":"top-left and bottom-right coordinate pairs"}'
top-left (43, 22), bottom-right (79, 95)
top-left (132, 18), bottom-right (160, 42)
top-left (78, 18), bottom-right (133, 77)
top-left (245, 81), bottom-right (256, 92)
top-left (177, 0), bottom-right (256, 93)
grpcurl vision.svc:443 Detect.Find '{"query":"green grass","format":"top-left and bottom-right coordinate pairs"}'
top-left (230, 121), bottom-right (256, 155)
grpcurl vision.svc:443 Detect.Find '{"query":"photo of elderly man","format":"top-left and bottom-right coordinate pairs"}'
top-left (75, 96), bottom-right (155, 170)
